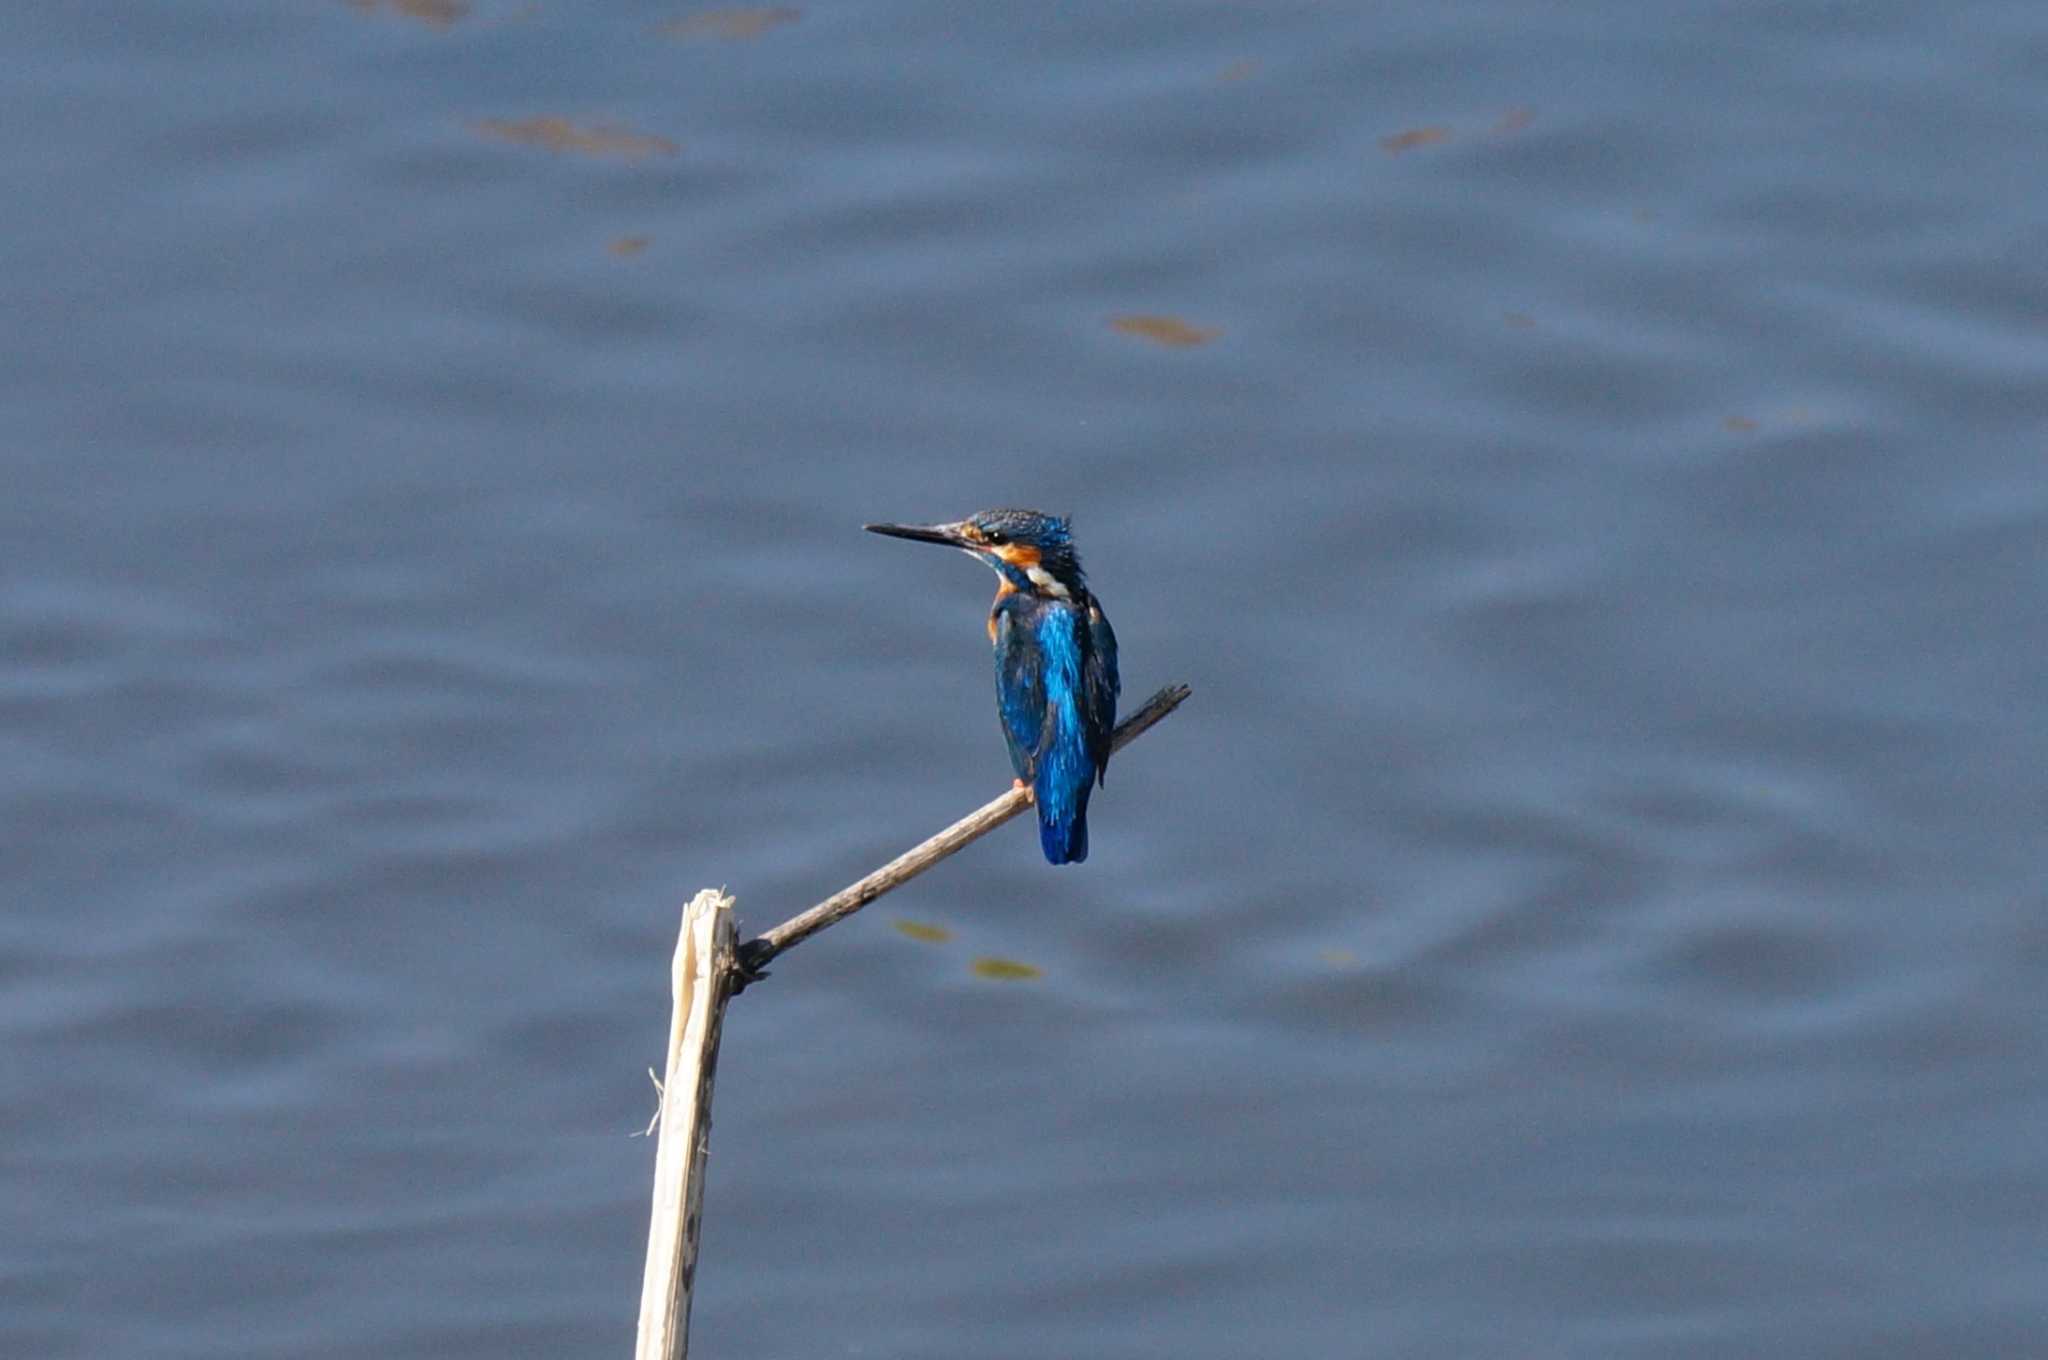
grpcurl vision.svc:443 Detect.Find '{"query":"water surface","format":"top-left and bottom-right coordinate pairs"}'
top-left (6, 2), bottom-right (2047, 1356)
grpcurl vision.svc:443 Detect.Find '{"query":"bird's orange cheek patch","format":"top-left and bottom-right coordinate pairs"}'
top-left (995, 544), bottom-right (1042, 569)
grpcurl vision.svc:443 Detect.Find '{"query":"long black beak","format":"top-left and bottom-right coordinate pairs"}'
top-left (864, 520), bottom-right (970, 548)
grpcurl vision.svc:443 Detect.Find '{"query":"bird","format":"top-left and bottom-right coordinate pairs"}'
top-left (865, 509), bottom-right (1120, 864)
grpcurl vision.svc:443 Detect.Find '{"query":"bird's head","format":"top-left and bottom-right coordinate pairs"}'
top-left (865, 508), bottom-right (1087, 599)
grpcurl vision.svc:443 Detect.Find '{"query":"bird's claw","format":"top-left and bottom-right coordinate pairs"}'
top-left (731, 937), bottom-right (777, 993)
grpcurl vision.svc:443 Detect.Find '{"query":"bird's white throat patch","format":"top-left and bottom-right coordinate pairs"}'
top-left (1025, 565), bottom-right (1071, 597)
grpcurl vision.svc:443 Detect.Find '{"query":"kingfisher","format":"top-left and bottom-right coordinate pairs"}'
top-left (865, 509), bottom-right (1120, 864)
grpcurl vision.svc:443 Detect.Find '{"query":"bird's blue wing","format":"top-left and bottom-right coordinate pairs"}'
top-left (996, 598), bottom-right (1116, 864)
top-left (1082, 601), bottom-right (1120, 785)
top-left (991, 604), bottom-right (1046, 783)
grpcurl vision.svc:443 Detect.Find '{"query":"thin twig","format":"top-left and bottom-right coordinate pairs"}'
top-left (732, 682), bottom-right (1191, 985)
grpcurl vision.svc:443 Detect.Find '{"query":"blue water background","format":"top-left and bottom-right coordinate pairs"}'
top-left (6, 2), bottom-right (2047, 1355)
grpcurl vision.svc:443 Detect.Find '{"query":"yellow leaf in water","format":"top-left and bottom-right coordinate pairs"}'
top-left (1318, 947), bottom-right (1359, 967)
top-left (474, 117), bottom-right (679, 160)
top-left (608, 236), bottom-right (651, 256)
top-left (1110, 315), bottom-right (1220, 348)
top-left (1380, 126), bottom-right (1451, 154)
top-left (1723, 415), bottom-right (1760, 433)
top-left (894, 919), bottom-right (952, 944)
top-left (661, 7), bottom-right (802, 39)
top-left (970, 957), bottom-right (1043, 982)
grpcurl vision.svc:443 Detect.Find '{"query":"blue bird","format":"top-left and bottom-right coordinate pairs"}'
top-left (866, 509), bottom-right (1120, 864)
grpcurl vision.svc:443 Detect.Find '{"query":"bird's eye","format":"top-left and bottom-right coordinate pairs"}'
top-left (983, 530), bottom-right (1007, 545)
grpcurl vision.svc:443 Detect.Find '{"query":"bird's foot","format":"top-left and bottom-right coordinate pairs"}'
top-left (1013, 778), bottom-right (1034, 803)
top-left (731, 937), bottom-right (777, 993)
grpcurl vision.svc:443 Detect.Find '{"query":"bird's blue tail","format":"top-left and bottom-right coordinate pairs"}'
top-left (1032, 692), bottom-right (1098, 864)
top-left (1039, 806), bottom-right (1087, 864)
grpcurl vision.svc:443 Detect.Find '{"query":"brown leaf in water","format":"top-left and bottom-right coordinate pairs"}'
top-left (608, 236), bottom-right (651, 257)
top-left (1215, 59), bottom-right (1263, 84)
top-left (474, 117), bottom-right (679, 159)
top-left (1111, 315), bottom-right (1220, 348)
top-left (346, 0), bottom-right (470, 24)
top-left (1503, 312), bottom-right (1537, 329)
top-left (660, 7), bottom-right (802, 40)
top-left (1381, 125), bottom-right (1451, 154)
top-left (1723, 415), bottom-right (1760, 433)
top-left (1494, 105), bottom-right (1536, 135)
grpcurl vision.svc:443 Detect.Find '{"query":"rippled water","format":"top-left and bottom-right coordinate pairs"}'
top-left (7, 2), bottom-right (2047, 1356)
